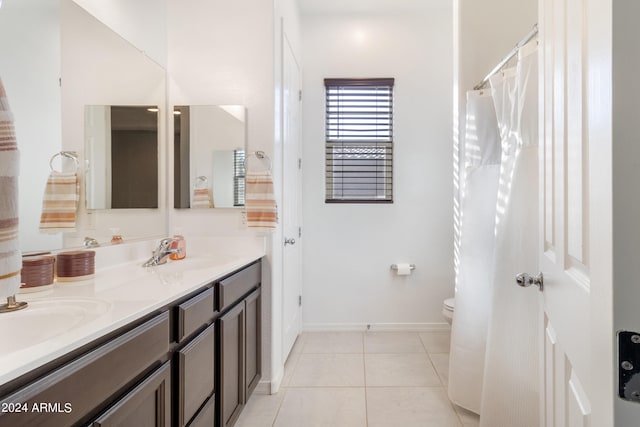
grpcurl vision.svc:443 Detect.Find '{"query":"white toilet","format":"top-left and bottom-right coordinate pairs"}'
top-left (442, 298), bottom-right (455, 325)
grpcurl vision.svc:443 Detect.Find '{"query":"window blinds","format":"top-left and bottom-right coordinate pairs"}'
top-left (324, 78), bottom-right (394, 203)
top-left (233, 149), bottom-right (245, 206)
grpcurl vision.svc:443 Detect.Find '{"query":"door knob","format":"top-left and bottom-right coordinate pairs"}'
top-left (284, 237), bottom-right (296, 246)
top-left (515, 272), bottom-right (544, 292)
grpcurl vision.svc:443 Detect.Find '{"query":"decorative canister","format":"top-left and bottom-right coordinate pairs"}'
top-left (19, 255), bottom-right (55, 293)
top-left (56, 250), bottom-right (96, 281)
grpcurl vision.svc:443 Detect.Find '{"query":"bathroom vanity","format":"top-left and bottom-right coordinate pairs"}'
top-left (0, 252), bottom-right (263, 427)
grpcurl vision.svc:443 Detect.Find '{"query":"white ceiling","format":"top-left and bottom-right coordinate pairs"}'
top-left (297, 0), bottom-right (448, 15)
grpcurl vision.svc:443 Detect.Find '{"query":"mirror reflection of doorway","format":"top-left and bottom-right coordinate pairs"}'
top-left (110, 106), bottom-right (158, 209)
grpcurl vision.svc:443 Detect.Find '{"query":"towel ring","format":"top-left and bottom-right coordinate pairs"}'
top-left (244, 150), bottom-right (272, 172)
top-left (195, 175), bottom-right (208, 189)
top-left (49, 151), bottom-right (79, 173)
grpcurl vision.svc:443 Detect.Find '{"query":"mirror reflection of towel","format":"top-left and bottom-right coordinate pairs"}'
top-left (39, 171), bottom-right (79, 232)
top-left (192, 188), bottom-right (213, 208)
top-left (0, 77), bottom-right (21, 298)
top-left (245, 172), bottom-right (278, 229)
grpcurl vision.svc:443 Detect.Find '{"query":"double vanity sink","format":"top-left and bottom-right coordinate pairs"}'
top-left (0, 240), bottom-right (265, 427)
top-left (1, 297), bottom-right (113, 354)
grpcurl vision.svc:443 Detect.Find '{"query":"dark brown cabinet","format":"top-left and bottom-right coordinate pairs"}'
top-left (177, 323), bottom-right (215, 426)
top-left (0, 312), bottom-right (170, 427)
top-left (91, 361), bottom-right (171, 427)
top-left (218, 282), bottom-right (262, 427)
top-left (244, 288), bottom-right (261, 398)
top-left (0, 258), bottom-right (261, 427)
top-left (219, 302), bottom-right (245, 427)
top-left (188, 395), bottom-right (215, 427)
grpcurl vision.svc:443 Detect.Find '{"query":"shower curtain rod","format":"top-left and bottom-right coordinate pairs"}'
top-left (473, 24), bottom-right (538, 90)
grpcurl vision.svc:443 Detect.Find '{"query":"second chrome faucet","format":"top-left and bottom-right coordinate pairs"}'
top-left (142, 238), bottom-right (182, 267)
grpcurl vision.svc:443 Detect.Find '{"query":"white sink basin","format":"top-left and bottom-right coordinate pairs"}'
top-left (0, 297), bottom-right (112, 353)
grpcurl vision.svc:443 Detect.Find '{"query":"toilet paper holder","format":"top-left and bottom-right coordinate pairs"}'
top-left (390, 264), bottom-right (415, 271)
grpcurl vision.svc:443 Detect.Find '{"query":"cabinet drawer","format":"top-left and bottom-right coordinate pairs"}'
top-left (0, 312), bottom-right (170, 427)
top-left (177, 323), bottom-right (215, 426)
top-left (219, 261), bottom-right (261, 312)
top-left (177, 287), bottom-right (215, 342)
top-left (91, 361), bottom-right (171, 427)
top-left (188, 394), bottom-right (215, 427)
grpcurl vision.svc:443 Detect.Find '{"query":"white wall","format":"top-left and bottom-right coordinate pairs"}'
top-left (71, 0), bottom-right (167, 67)
top-left (301, 5), bottom-right (454, 329)
top-left (0, 0), bottom-right (62, 252)
top-left (455, 0), bottom-right (537, 95)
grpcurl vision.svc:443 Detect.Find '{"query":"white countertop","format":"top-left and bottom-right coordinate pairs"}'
top-left (0, 237), bottom-right (265, 387)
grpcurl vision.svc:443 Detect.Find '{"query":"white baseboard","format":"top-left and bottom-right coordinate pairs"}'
top-left (254, 380), bottom-right (273, 395)
top-left (254, 367), bottom-right (283, 395)
top-left (302, 322), bottom-right (451, 332)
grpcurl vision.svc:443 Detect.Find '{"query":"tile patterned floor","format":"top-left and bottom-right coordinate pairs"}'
top-left (235, 331), bottom-right (481, 427)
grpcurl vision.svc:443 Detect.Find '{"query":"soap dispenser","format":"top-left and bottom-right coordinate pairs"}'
top-left (170, 228), bottom-right (186, 260)
top-left (109, 227), bottom-right (123, 244)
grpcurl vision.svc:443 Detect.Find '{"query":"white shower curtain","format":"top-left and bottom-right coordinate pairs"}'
top-left (479, 40), bottom-right (539, 427)
top-left (448, 90), bottom-right (501, 413)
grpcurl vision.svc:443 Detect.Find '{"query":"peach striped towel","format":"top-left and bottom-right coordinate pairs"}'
top-left (192, 188), bottom-right (213, 208)
top-left (39, 171), bottom-right (79, 232)
top-left (245, 172), bottom-right (278, 229)
top-left (0, 77), bottom-right (22, 298)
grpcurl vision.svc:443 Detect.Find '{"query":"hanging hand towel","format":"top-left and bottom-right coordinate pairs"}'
top-left (192, 188), bottom-right (214, 208)
top-left (245, 172), bottom-right (278, 229)
top-left (0, 77), bottom-right (22, 298)
top-left (39, 171), bottom-right (79, 232)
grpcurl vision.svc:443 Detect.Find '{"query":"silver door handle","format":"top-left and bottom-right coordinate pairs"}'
top-left (284, 237), bottom-right (296, 246)
top-left (515, 272), bottom-right (544, 292)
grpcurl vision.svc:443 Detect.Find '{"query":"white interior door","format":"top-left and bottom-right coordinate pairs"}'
top-left (281, 33), bottom-right (302, 360)
top-left (538, 0), bottom-right (613, 425)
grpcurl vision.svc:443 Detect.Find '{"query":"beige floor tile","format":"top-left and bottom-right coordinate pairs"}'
top-left (302, 332), bottom-right (364, 353)
top-left (364, 332), bottom-right (426, 353)
top-left (235, 391), bottom-right (286, 427)
top-left (454, 404), bottom-right (480, 426)
top-left (429, 353), bottom-right (450, 387)
top-left (289, 354), bottom-right (365, 387)
top-left (365, 353), bottom-right (441, 387)
top-left (274, 387), bottom-right (367, 427)
top-left (419, 331), bottom-right (452, 353)
top-left (366, 387), bottom-right (462, 427)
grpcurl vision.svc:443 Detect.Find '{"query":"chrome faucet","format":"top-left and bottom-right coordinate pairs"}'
top-left (142, 238), bottom-right (181, 267)
top-left (83, 236), bottom-right (100, 248)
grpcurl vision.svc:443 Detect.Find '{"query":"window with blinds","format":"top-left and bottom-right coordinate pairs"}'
top-left (234, 149), bottom-right (245, 206)
top-left (324, 78), bottom-right (394, 203)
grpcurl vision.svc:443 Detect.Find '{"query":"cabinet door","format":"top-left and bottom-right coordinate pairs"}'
top-left (218, 303), bottom-right (245, 427)
top-left (177, 323), bottom-right (215, 426)
top-left (91, 361), bottom-right (171, 427)
top-left (244, 288), bottom-right (261, 399)
top-left (187, 395), bottom-right (215, 427)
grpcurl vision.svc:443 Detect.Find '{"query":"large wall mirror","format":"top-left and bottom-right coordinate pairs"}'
top-left (174, 105), bottom-right (247, 209)
top-left (0, 0), bottom-right (167, 252)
